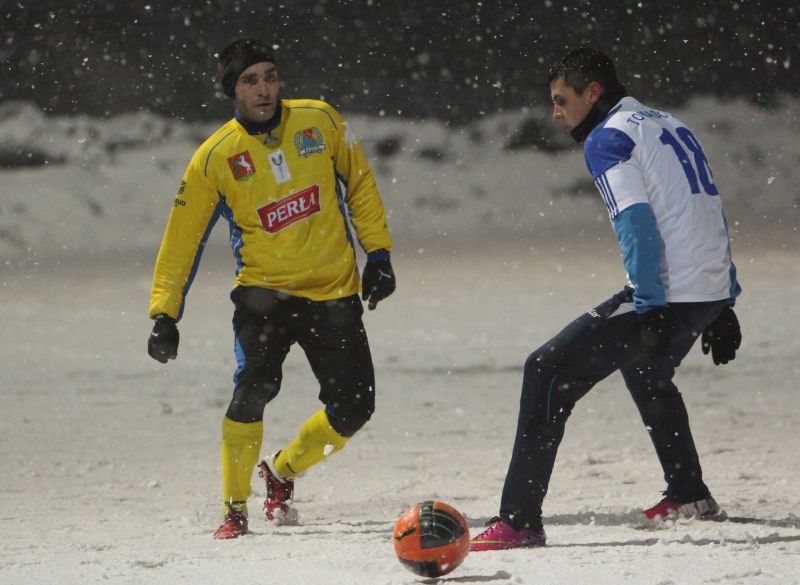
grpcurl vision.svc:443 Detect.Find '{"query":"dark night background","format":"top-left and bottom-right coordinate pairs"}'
top-left (2, 0), bottom-right (798, 124)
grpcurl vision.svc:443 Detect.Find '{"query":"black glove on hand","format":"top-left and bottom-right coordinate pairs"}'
top-left (361, 250), bottom-right (396, 310)
top-left (148, 314), bottom-right (179, 363)
top-left (638, 307), bottom-right (670, 359)
top-left (701, 305), bottom-right (741, 365)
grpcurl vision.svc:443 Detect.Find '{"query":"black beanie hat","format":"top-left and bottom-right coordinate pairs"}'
top-left (218, 39), bottom-right (277, 98)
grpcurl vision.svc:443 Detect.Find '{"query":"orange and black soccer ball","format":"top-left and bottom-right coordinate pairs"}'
top-left (393, 500), bottom-right (470, 577)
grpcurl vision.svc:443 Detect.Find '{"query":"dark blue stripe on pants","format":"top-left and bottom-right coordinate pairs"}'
top-left (499, 288), bottom-right (728, 528)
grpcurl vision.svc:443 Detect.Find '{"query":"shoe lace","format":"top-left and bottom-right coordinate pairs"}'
top-left (224, 507), bottom-right (245, 523)
top-left (485, 516), bottom-right (503, 527)
top-left (479, 516), bottom-right (507, 537)
top-left (485, 515), bottom-right (542, 532)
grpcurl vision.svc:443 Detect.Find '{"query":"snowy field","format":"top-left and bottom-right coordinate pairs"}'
top-left (1, 98), bottom-right (799, 584)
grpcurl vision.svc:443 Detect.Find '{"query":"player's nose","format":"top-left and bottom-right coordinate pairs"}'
top-left (255, 79), bottom-right (272, 94)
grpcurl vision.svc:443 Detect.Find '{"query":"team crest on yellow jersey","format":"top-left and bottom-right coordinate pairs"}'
top-left (294, 127), bottom-right (326, 157)
top-left (227, 151), bottom-right (256, 181)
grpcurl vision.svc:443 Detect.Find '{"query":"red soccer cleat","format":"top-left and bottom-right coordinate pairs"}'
top-left (469, 517), bottom-right (546, 551)
top-left (213, 507), bottom-right (248, 540)
top-left (643, 495), bottom-right (721, 521)
top-left (258, 455), bottom-right (294, 522)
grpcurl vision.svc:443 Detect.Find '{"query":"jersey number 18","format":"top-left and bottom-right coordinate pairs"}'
top-left (659, 127), bottom-right (719, 196)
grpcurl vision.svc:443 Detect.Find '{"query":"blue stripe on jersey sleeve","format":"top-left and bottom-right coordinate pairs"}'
top-left (594, 172), bottom-right (619, 218)
top-left (612, 202), bottom-right (665, 313)
top-left (584, 128), bottom-right (636, 179)
top-left (218, 194), bottom-right (245, 276)
top-left (204, 130), bottom-right (236, 176)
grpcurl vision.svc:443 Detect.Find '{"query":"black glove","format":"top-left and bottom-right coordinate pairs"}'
top-left (361, 250), bottom-right (396, 310)
top-left (637, 307), bottom-right (670, 359)
top-left (148, 314), bottom-right (179, 363)
top-left (701, 305), bottom-right (741, 365)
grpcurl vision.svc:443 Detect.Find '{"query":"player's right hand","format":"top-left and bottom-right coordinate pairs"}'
top-left (148, 314), bottom-right (179, 363)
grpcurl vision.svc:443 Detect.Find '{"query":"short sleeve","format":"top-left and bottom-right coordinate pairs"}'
top-left (585, 127), bottom-right (648, 219)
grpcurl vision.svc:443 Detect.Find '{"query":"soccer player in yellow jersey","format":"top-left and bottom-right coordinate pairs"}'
top-left (147, 39), bottom-right (396, 539)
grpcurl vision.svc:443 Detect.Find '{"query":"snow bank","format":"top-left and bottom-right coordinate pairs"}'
top-left (0, 96), bottom-right (798, 264)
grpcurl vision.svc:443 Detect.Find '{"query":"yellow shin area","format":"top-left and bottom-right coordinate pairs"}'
top-left (274, 409), bottom-right (349, 478)
top-left (220, 417), bottom-right (264, 514)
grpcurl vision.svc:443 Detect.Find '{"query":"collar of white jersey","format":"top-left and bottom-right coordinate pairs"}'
top-left (570, 86), bottom-right (628, 143)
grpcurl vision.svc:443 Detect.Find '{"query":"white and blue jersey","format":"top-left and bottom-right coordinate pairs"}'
top-left (584, 96), bottom-right (741, 313)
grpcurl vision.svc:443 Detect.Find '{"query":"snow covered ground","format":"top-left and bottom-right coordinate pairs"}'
top-left (1, 98), bottom-right (798, 584)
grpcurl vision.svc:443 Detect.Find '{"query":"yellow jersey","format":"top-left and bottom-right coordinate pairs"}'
top-left (149, 99), bottom-right (393, 319)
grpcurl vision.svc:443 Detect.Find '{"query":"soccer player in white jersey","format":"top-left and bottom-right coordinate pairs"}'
top-left (471, 48), bottom-right (742, 550)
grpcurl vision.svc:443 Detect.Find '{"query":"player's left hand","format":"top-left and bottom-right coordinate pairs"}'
top-left (701, 305), bottom-right (741, 365)
top-left (148, 314), bottom-right (179, 363)
top-left (638, 307), bottom-right (670, 359)
top-left (361, 250), bottom-right (396, 310)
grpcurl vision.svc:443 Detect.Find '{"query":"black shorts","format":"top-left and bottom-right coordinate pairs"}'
top-left (227, 286), bottom-right (375, 430)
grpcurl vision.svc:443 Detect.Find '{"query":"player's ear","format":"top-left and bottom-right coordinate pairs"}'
top-left (586, 81), bottom-right (604, 104)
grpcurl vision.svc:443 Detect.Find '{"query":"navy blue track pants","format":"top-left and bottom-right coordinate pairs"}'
top-left (499, 288), bottom-right (729, 527)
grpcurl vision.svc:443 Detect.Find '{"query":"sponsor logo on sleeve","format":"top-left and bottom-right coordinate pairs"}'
top-left (256, 185), bottom-right (321, 233)
top-left (294, 127), bottom-right (326, 157)
top-left (227, 150), bottom-right (256, 181)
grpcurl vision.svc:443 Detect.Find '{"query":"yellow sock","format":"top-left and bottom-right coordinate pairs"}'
top-left (220, 417), bottom-right (263, 514)
top-left (274, 409), bottom-right (349, 478)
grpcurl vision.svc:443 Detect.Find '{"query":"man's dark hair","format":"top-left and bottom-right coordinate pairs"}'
top-left (548, 48), bottom-right (622, 93)
top-left (217, 39), bottom-right (277, 98)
